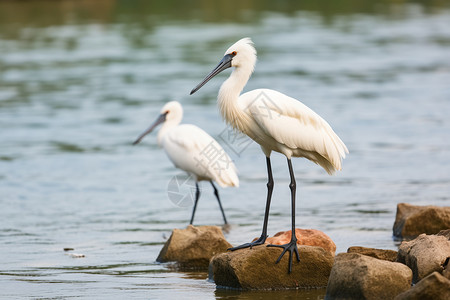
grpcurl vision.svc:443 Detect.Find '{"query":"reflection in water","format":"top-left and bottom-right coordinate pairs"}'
top-left (1, 0), bottom-right (450, 299)
top-left (215, 288), bottom-right (326, 300)
top-left (1, 0), bottom-right (449, 31)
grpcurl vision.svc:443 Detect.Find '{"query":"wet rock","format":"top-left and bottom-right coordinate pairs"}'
top-left (325, 253), bottom-right (412, 300)
top-left (397, 233), bottom-right (450, 283)
top-left (394, 272), bottom-right (450, 300)
top-left (265, 228), bottom-right (336, 255)
top-left (393, 203), bottom-right (450, 238)
top-left (157, 225), bottom-right (232, 269)
top-left (347, 246), bottom-right (398, 262)
top-left (209, 245), bottom-right (334, 289)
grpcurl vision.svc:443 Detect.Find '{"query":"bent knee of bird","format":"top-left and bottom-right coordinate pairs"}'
top-left (289, 181), bottom-right (296, 190)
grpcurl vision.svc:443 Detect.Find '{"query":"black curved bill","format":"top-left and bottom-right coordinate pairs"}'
top-left (132, 113), bottom-right (167, 145)
top-left (190, 53), bottom-right (234, 95)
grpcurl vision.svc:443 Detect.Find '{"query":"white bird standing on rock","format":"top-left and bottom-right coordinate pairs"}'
top-left (190, 38), bottom-right (348, 273)
top-left (133, 101), bottom-right (239, 225)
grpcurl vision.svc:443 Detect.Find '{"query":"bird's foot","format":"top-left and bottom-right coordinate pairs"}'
top-left (267, 239), bottom-right (300, 274)
top-left (228, 235), bottom-right (267, 251)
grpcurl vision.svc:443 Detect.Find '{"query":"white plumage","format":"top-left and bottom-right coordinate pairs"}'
top-left (190, 38), bottom-right (348, 273)
top-left (160, 123), bottom-right (239, 187)
top-left (212, 38), bottom-right (348, 171)
top-left (133, 101), bottom-right (238, 224)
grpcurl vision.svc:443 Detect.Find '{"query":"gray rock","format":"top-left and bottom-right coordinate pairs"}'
top-left (347, 246), bottom-right (398, 262)
top-left (209, 245), bottom-right (334, 290)
top-left (397, 233), bottom-right (450, 283)
top-left (393, 203), bottom-right (450, 238)
top-left (157, 225), bottom-right (232, 269)
top-left (325, 253), bottom-right (412, 300)
top-left (395, 272), bottom-right (450, 300)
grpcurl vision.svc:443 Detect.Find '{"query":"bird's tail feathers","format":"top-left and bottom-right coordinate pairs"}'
top-left (213, 166), bottom-right (239, 188)
top-left (320, 126), bottom-right (349, 173)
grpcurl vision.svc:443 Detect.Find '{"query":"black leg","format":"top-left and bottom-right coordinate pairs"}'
top-left (267, 158), bottom-right (300, 273)
top-left (260, 156), bottom-right (274, 241)
top-left (229, 156), bottom-right (274, 251)
top-left (210, 181), bottom-right (228, 224)
top-left (189, 182), bottom-right (200, 225)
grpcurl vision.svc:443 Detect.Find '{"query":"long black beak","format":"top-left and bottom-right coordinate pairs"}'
top-left (190, 53), bottom-right (234, 95)
top-left (132, 113), bottom-right (167, 145)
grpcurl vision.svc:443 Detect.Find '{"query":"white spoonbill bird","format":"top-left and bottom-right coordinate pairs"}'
top-left (190, 38), bottom-right (348, 273)
top-left (133, 101), bottom-right (239, 225)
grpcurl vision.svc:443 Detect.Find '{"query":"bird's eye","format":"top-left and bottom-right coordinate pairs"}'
top-left (231, 51), bottom-right (237, 56)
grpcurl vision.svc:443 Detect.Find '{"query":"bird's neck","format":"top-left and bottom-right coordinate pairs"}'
top-left (218, 67), bottom-right (251, 131)
top-left (157, 119), bottom-right (180, 146)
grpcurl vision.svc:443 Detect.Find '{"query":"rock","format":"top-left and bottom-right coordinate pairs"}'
top-left (347, 246), bottom-right (398, 262)
top-left (438, 230), bottom-right (450, 280)
top-left (395, 272), bottom-right (450, 300)
top-left (443, 257), bottom-right (450, 280)
top-left (264, 228), bottom-right (336, 255)
top-left (437, 229), bottom-right (450, 239)
top-left (157, 225), bottom-right (232, 269)
top-left (325, 253), bottom-right (412, 300)
top-left (397, 233), bottom-right (450, 283)
top-left (209, 245), bottom-right (334, 289)
top-left (393, 203), bottom-right (450, 238)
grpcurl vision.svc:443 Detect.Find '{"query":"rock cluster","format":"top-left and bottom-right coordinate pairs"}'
top-left (325, 229), bottom-right (450, 299)
top-left (325, 231), bottom-right (450, 299)
top-left (155, 203), bottom-right (450, 296)
top-left (157, 225), bottom-right (231, 269)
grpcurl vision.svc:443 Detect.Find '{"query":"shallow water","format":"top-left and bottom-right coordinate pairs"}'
top-left (1, 0), bottom-right (450, 299)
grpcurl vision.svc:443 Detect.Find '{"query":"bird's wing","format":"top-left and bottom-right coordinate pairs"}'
top-left (163, 124), bottom-right (239, 188)
top-left (242, 89), bottom-right (348, 169)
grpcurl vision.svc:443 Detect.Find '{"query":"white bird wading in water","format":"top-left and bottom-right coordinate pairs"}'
top-left (133, 101), bottom-right (239, 225)
top-left (190, 38), bottom-right (348, 273)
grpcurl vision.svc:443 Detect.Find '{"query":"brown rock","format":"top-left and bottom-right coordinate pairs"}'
top-left (393, 203), bottom-right (450, 238)
top-left (437, 229), bottom-right (450, 239)
top-left (325, 253), bottom-right (412, 300)
top-left (264, 228), bottom-right (336, 255)
top-left (157, 225), bottom-right (232, 269)
top-left (439, 230), bottom-right (450, 280)
top-left (209, 245), bottom-right (334, 289)
top-left (443, 257), bottom-right (450, 280)
top-left (347, 246), bottom-right (398, 262)
top-left (395, 272), bottom-right (450, 300)
top-left (397, 233), bottom-right (450, 283)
